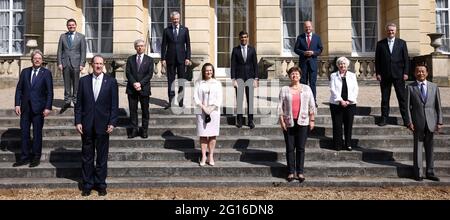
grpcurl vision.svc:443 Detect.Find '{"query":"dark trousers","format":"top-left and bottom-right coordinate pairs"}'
top-left (380, 77), bottom-right (407, 124)
top-left (128, 94), bottom-right (149, 131)
top-left (167, 63), bottom-right (185, 105)
top-left (330, 104), bottom-right (356, 148)
top-left (300, 62), bottom-right (317, 102)
top-left (283, 121), bottom-right (308, 174)
top-left (413, 126), bottom-right (435, 178)
top-left (19, 105), bottom-right (44, 161)
top-left (235, 79), bottom-right (254, 123)
top-left (81, 130), bottom-right (110, 191)
top-left (63, 65), bottom-right (80, 105)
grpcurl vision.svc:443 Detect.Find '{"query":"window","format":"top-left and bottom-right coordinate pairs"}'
top-left (149, 0), bottom-right (182, 55)
top-left (84, 0), bottom-right (113, 55)
top-left (351, 0), bottom-right (378, 54)
top-left (216, 0), bottom-right (248, 69)
top-left (281, 0), bottom-right (313, 55)
top-left (436, 0), bottom-right (449, 52)
top-left (0, 0), bottom-right (25, 55)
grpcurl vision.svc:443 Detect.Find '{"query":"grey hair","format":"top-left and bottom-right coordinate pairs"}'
top-left (336, 56), bottom-right (350, 67)
top-left (170, 11), bottom-right (180, 18)
top-left (385, 23), bottom-right (397, 30)
top-left (31, 49), bottom-right (43, 59)
top-left (134, 39), bottom-right (145, 47)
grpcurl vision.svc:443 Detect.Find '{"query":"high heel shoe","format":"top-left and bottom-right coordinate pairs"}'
top-left (286, 174), bottom-right (295, 182)
top-left (207, 159), bottom-right (215, 166)
top-left (298, 174), bottom-right (305, 183)
top-left (199, 157), bottom-right (207, 166)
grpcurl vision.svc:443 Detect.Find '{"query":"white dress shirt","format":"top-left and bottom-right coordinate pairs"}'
top-left (92, 73), bottom-right (104, 101)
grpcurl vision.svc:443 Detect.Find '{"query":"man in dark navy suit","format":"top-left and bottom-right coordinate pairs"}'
top-left (231, 31), bottom-right (258, 129)
top-left (294, 21), bottom-right (323, 106)
top-left (126, 39), bottom-right (154, 139)
top-left (375, 23), bottom-right (409, 126)
top-left (14, 50), bottom-right (53, 168)
top-left (161, 11), bottom-right (191, 109)
top-left (75, 55), bottom-right (118, 197)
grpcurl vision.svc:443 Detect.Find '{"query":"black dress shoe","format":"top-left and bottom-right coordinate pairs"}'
top-left (378, 117), bottom-right (387, 126)
top-left (426, 174), bottom-right (440, 181)
top-left (298, 174), bottom-right (306, 183)
top-left (12, 160), bottom-right (29, 167)
top-left (128, 129), bottom-right (139, 139)
top-left (97, 188), bottom-right (107, 196)
top-left (335, 146), bottom-right (341, 151)
top-left (346, 146), bottom-right (352, 151)
top-left (248, 121), bottom-right (255, 129)
top-left (81, 190), bottom-right (91, 197)
top-left (178, 101), bottom-right (184, 107)
top-left (414, 176), bottom-right (423, 181)
top-left (141, 129), bottom-right (148, 139)
top-left (164, 103), bottom-right (171, 110)
top-left (29, 159), bottom-right (40, 167)
top-left (59, 103), bottom-right (71, 114)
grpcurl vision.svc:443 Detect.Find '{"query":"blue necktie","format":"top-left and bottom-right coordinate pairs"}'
top-left (173, 27), bottom-right (178, 40)
top-left (67, 33), bottom-right (73, 48)
top-left (31, 69), bottom-right (37, 85)
top-left (420, 83), bottom-right (427, 103)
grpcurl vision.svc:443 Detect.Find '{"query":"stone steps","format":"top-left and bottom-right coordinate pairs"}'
top-left (0, 107), bottom-right (449, 117)
top-left (1, 160), bottom-right (450, 179)
top-left (2, 124), bottom-right (449, 137)
top-left (1, 147), bottom-right (449, 162)
top-left (1, 135), bottom-right (449, 149)
top-left (1, 176), bottom-right (449, 188)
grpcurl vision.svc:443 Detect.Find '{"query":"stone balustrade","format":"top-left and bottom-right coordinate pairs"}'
top-left (261, 56), bottom-right (377, 80)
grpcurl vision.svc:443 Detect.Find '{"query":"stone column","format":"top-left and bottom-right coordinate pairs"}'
top-left (184, 0), bottom-right (210, 80)
top-left (317, 0), bottom-right (352, 57)
top-left (255, 0), bottom-right (281, 57)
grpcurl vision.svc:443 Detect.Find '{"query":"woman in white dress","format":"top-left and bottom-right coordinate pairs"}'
top-left (193, 63), bottom-right (223, 166)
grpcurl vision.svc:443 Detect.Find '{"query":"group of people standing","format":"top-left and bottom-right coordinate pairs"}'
top-left (12, 11), bottom-right (443, 197)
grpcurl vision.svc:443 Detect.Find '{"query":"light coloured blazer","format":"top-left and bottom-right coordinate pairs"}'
top-left (278, 84), bottom-right (316, 127)
top-left (193, 79), bottom-right (223, 114)
top-left (57, 32), bottom-right (87, 68)
top-left (406, 80), bottom-right (443, 133)
top-left (329, 71), bottom-right (359, 105)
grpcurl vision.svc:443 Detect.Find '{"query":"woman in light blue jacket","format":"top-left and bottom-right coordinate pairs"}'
top-left (329, 56), bottom-right (359, 151)
top-left (278, 66), bottom-right (316, 182)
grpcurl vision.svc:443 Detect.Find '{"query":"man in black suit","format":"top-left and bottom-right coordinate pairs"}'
top-left (14, 50), bottom-right (53, 168)
top-left (126, 39), bottom-right (154, 139)
top-left (75, 55), bottom-right (119, 197)
top-left (161, 11), bottom-right (191, 109)
top-left (231, 31), bottom-right (258, 129)
top-left (375, 23), bottom-right (409, 126)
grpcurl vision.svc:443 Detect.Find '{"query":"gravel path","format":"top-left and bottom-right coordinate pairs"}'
top-left (1, 187), bottom-right (449, 200)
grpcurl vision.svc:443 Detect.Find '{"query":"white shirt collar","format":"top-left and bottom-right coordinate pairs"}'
top-left (93, 73), bottom-right (104, 80)
top-left (417, 80), bottom-right (427, 86)
top-left (388, 37), bottom-right (395, 42)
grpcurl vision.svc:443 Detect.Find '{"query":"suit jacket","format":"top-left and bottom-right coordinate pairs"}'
top-left (230, 45), bottom-right (258, 80)
top-left (57, 32), bottom-right (87, 68)
top-left (375, 38), bottom-right (409, 79)
top-left (75, 73), bottom-right (119, 136)
top-left (329, 71), bottom-right (359, 105)
top-left (405, 81), bottom-right (443, 133)
top-left (15, 67), bottom-right (54, 114)
top-left (294, 33), bottom-right (323, 72)
top-left (125, 54), bottom-right (154, 96)
top-left (161, 25), bottom-right (191, 64)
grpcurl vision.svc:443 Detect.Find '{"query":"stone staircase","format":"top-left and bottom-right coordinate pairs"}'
top-left (0, 107), bottom-right (449, 188)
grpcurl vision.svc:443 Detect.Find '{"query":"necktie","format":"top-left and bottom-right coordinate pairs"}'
top-left (67, 33), bottom-right (73, 48)
top-left (420, 83), bottom-right (427, 103)
top-left (242, 46), bottom-right (247, 62)
top-left (31, 69), bottom-right (37, 85)
top-left (307, 34), bottom-right (311, 49)
top-left (93, 77), bottom-right (100, 101)
top-left (173, 26), bottom-right (178, 40)
top-left (137, 55), bottom-right (142, 71)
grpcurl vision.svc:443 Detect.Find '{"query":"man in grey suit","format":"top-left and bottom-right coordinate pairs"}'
top-left (405, 64), bottom-right (443, 181)
top-left (57, 18), bottom-right (86, 112)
